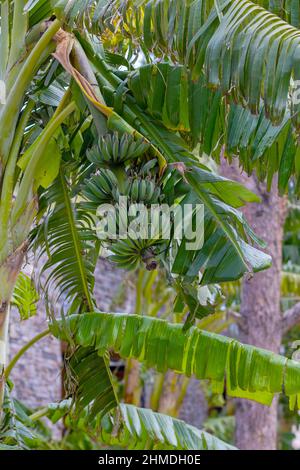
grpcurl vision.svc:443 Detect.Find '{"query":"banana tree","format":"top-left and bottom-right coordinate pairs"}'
top-left (0, 1), bottom-right (79, 410)
top-left (3, 0), bottom-right (300, 451)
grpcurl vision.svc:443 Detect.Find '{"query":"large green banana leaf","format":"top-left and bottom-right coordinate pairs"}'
top-left (101, 404), bottom-right (236, 450)
top-left (127, 63), bottom-right (298, 194)
top-left (46, 399), bottom-right (235, 450)
top-left (24, 1), bottom-right (300, 128)
top-left (50, 312), bottom-right (300, 409)
top-left (89, 0), bottom-right (300, 121)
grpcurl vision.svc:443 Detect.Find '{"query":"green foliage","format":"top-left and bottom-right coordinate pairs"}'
top-left (128, 63), bottom-right (297, 193)
top-left (32, 163), bottom-right (118, 419)
top-left (67, 347), bottom-right (118, 422)
top-left (90, 0), bottom-right (300, 194)
top-left (44, 398), bottom-right (235, 450)
top-left (50, 312), bottom-right (300, 408)
top-left (33, 168), bottom-right (97, 313)
top-left (12, 272), bottom-right (39, 320)
top-left (204, 416), bottom-right (235, 444)
top-left (101, 404), bottom-right (236, 450)
top-left (0, 387), bottom-right (49, 450)
top-left (4, 0), bottom-right (300, 451)
top-left (97, 0), bottom-right (300, 122)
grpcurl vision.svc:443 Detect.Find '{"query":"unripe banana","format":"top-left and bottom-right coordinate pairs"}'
top-left (145, 180), bottom-right (155, 202)
top-left (138, 180), bottom-right (147, 201)
top-left (105, 134), bottom-right (113, 158)
top-left (120, 134), bottom-right (130, 160)
top-left (91, 133), bottom-right (150, 168)
top-left (131, 180), bottom-right (140, 202)
top-left (130, 140), bottom-right (150, 159)
top-left (98, 138), bottom-right (111, 162)
top-left (112, 133), bottom-right (120, 162)
top-left (141, 159), bottom-right (157, 176)
top-left (152, 186), bottom-right (161, 204)
top-left (97, 172), bottom-right (112, 194)
top-left (105, 169), bottom-right (119, 188)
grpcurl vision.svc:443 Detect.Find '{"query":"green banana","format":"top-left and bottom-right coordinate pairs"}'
top-left (126, 178), bottom-right (161, 204)
top-left (82, 169), bottom-right (120, 206)
top-left (88, 132), bottom-right (150, 167)
top-left (109, 238), bottom-right (159, 271)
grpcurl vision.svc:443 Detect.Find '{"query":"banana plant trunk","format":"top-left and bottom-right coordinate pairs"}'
top-left (0, 242), bottom-right (28, 411)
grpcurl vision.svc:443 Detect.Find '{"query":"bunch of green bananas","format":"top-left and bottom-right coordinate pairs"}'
top-left (87, 132), bottom-right (150, 166)
top-left (82, 169), bottom-right (120, 210)
top-left (110, 238), bottom-right (159, 271)
top-left (126, 178), bottom-right (161, 204)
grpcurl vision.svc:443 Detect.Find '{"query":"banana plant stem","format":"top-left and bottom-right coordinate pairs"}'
top-left (4, 328), bottom-right (50, 379)
top-left (29, 406), bottom-right (49, 422)
top-left (0, 19), bottom-right (61, 163)
top-left (12, 101), bottom-right (77, 223)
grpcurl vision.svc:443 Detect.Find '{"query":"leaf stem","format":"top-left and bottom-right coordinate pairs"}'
top-left (29, 406), bottom-right (49, 422)
top-left (0, 19), bottom-right (61, 163)
top-left (0, 100), bottom-right (35, 250)
top-left (4, 328), bottom-right (50, 379)
top-left (12, 101), bottom-right (77, 224)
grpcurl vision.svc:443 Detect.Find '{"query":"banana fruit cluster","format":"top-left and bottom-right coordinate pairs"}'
top-left (88, 132), bottom-right (150, 166)
top-left (125, 178), bottom-right (161, 204)
top-left (110, 239), bottom-right (158, 271)
top-left (82, 169), bottom-right (120, 207)
top-left (82, 131), bottom-right (164, 271)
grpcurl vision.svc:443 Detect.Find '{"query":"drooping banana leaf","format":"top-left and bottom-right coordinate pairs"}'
top-left (32, 167), bottom-right (118, 418)
top-left (101, 404), bottom-right (236, 450)
top-left (127, 62), bottom-right (299, 194)
top-left (44, 399), bottom-right (235, 450)
top-left (67, 347), bottom-right (118, 422)
top-left (91, 0), bottom-right (300, 123)
top-left (32, 168), bottom-right (97, 313)
top-left (171, 188), bottom-right (271, 284)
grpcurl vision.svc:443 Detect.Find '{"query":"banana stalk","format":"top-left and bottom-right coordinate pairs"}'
top-left (0, 10), bottom-right (89, 417)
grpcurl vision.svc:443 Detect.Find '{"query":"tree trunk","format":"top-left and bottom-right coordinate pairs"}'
top-left (236, 178), bottom-right (286, 449)
top-left (0, 304), bottom-right (10, 410)
top-left (0, 242), bottom-right (28, 414)
top-left (124, 358), bottom-right (142, 405)
top-left (221, 159), bottom-right (286, 449)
